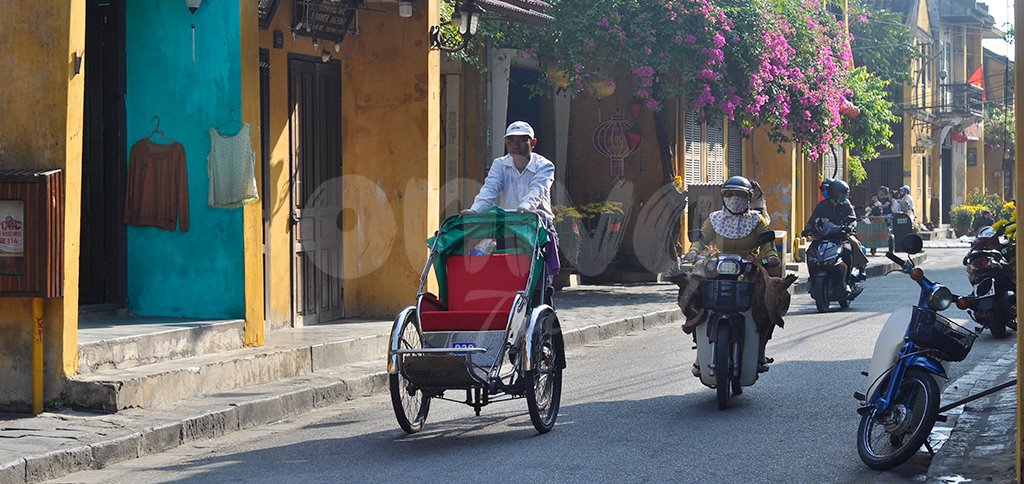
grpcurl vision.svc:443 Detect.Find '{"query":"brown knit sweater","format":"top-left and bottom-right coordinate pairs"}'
top-left (124, 139), bottom-right (189, 232)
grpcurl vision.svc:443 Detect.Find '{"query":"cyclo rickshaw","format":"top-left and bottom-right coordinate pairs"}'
top-left (387, 207), bottom-right (566, 434)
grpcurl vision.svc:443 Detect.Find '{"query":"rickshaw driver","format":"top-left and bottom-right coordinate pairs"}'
top-left (460, 121), bottom-right (559, 297)
top-left (461, 121), bottom-right (554, 222)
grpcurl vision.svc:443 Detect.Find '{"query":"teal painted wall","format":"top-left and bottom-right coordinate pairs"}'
top-left (125, 1), bottom-right (244, 318)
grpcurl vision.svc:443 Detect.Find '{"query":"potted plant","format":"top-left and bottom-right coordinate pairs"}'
top-left (949, 204), bottom-right (985, 237)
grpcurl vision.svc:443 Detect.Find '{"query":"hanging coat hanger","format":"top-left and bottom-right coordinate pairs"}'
top-left (214, 108), bottom-right (244, 136)
top-left (148, 115), bottom-right (179, 145)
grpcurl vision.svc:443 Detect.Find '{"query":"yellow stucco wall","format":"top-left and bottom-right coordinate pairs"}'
top-left (965, 31), bottom-right (986, 198)
top-left (747, 128), bottom-right (797, 238)
top-left (0, 1), bottom-right (85, 409)
top-left (258, 1), bottom-right (439, 322)
top-left (240, 1), bottom-right (265, 345)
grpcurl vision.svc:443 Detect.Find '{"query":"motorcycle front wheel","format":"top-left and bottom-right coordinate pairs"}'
top-left (813, 283), bottom-right (830, 313)
top-left (715, 324), bottom-right (731, 410)
top-left (857, 368), bottom-right (940, 470)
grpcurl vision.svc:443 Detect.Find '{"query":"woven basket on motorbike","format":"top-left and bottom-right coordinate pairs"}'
top-left (700, 280), bottom-right (753, 312)
top-left (908, 307), bottom-right (977, 362)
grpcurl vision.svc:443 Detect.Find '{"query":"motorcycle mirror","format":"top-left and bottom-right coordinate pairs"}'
top-left (687, 229), bottom-right (702, 242)
top-left (900, 234), bottom-right (923, 254)
top-left (756, 231), bottom-right (775, 245)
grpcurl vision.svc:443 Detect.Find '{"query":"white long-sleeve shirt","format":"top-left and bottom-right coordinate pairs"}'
top-left (470, 153), bottom-right (554, 222)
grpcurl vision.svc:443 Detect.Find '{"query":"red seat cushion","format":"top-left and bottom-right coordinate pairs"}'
top-left (420, 310), bottom-right (509, 332)
top-left (419, 254), bottom-right (531, 332)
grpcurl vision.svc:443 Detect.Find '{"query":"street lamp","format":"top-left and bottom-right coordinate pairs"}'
top-left (433, 0), bottom-right (484, 52)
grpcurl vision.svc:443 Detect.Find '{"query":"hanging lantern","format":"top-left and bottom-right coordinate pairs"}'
top-left (839, 98), bottom-right (861, 120)
top-left (585, 77), bottom-right (616, 100)
top-left (546, 65), bottom-right (571, 90)
top-left (626, 98), bottom-right (643, 120)
top-left (593, 109), bottom-right (640, 177)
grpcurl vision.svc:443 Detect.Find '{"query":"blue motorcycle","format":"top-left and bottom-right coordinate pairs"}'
top-left (854, 234), bottom-right (978, 470)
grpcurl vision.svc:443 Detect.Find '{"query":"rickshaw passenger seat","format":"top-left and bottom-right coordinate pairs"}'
top-left (420, 253), bottom-right (532, 332)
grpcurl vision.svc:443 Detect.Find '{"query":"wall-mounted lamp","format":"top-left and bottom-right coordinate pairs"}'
top-left (398, 0), bottom-right (413, 18)
top-left (185, 0), bottom-right (202, 14)
top-left (321, 50), bottom-right (332, 63)
top-left (432, 1), bottom-right (484, 52)
top-left (452, 1), bottom-right (483, 35)
top-left (73, 50), bottom-right (84, 76)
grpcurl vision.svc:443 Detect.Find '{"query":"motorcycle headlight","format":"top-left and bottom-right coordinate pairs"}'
top-left (716, 259), bottom-right (741, 275)
top-left (929, 285), bottom-right (954, 311)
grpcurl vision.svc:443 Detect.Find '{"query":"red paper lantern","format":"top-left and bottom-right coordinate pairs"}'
top-left (840, 98), bottom-right (861, 120)
top-left (627, 98), bottom-right (643, 120)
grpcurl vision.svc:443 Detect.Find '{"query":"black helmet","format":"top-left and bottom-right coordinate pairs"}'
top-left (722, 176), bottom-right (753, 195)
top-left (829, 180), bottom-right (850, 202)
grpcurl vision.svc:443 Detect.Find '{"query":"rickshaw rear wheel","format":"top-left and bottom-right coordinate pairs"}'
top-left (525, 312), bottom-right (563, 433)
top-left (390, 315), bottom-right (431, 434)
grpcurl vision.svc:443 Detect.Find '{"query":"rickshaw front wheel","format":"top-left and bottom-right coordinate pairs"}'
top-left (390, 315), bottom-right (431, 434)
top-left (524, 312), bottom-right (563, 433)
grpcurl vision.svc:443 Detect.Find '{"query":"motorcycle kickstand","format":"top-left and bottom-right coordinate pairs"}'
top-left (924, 441), bottom-right (936, 456)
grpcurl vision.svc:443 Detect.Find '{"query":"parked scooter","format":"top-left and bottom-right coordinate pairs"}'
top-left (854, 234), bottom-right (978, 470)
top-left (803, 219), bottom-right (864, 312)
top-left (687, 231), bottom-right (776, 410)
top-left (961, 225), bottom-right (1017, 338)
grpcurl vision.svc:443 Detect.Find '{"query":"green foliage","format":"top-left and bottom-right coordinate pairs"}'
top-left (967, 188), bottom-right (1006, 217)
top-left (848, 1), bottom-right (918, 86)
top-left (848, 157), bottom-right (867, 186)
top-left (842, 67), bottom-right (898, 186)
top-left (950, 204), bottom-right (986, 233)
top-left (985, 105), bottom-right (1015, 151)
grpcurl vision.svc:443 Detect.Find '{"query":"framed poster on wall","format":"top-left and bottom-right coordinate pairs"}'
top-left (0, 200), bottom-right (24, 276)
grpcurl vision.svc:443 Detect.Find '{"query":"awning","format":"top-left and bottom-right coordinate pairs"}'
top-left (475, 0), bottom-right (553, 27)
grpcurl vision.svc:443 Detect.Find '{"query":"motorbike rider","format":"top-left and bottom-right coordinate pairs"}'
top-left (804, 179), bottom-right (868, 286)
top-left (682, 176), bottom-right (781, 373)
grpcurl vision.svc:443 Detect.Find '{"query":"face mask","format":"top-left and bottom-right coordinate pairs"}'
top-left (724, 196), bottom-right (749, 214)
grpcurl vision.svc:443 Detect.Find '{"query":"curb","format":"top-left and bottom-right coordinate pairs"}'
top-left (926, 342), bottom-right (1018, 482)
top-left (792, 252), bottom-right (927, 294)
top-left (0, 308), bottom-right (682, 484)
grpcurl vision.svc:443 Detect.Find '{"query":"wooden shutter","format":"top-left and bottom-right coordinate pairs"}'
top-left (706, 114), bottom-right (725, 183)
top-left (727, 122), bottom-right (742, 177)
top-left (684, 109), bottom-right (702, 188)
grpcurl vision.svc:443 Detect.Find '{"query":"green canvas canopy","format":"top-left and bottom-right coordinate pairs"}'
top-left (426, 207), bottom-right (550, 303)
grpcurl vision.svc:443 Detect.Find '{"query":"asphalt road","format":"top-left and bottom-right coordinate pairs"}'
top-left (52, 249), bottom-right (1012, 484)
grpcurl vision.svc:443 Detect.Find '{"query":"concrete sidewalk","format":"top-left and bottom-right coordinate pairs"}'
top-left (927, 343), bottom-right (1018, 483)
top-left (0, 253), bottom-right (924, 484)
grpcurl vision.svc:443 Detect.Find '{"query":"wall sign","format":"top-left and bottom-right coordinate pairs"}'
top-left (0, 200), bottom-right (24, 275)
top-left (293, 0), bottom-right (359, 43)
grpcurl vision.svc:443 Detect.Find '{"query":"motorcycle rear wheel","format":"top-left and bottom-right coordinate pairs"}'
top-left (857, 368), bottom-right (940, 470)
top-left (715, 324), bottom-right (731, 410)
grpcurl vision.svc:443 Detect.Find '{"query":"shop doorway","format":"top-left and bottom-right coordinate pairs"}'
top-left (288, 56), bottom-right (343, 325)
top-left (80, 0), bottom-right (127, 307)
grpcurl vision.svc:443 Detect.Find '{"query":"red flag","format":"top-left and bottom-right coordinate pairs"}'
top-left (968, 64), bottom-right (985, 101)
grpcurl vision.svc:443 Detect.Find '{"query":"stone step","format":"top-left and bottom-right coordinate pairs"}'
top-left (65, 322), bottom-right (392, 413)
top-left (77, 319), bottom-right (246, 375)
